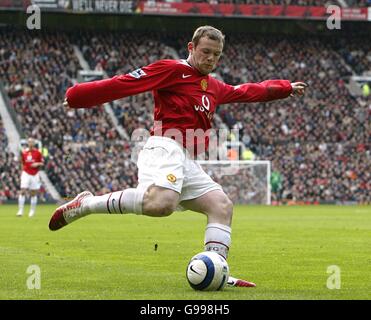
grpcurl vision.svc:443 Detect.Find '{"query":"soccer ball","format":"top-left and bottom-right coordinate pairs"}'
top-left (186, 251), bottom-right (229, 291)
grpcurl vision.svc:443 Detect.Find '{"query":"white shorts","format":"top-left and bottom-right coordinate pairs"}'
top-left (20, 171), bottom-right (41, 190)
top-left (137, 136), bottom-right (222, 202)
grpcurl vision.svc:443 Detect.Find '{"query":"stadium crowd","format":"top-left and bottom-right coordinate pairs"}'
top-left (347, 0), bottom-right (371, 7)
top-left (0, 28), bottom-right (369, 204)
top-left (213, 34), bottom-right (370, 203)
top-left (0, 29), bottom-right (135, 199)
top-left (0, 119), bottom-right (18, 202)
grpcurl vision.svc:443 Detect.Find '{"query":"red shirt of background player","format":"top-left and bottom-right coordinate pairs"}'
top-left (21, 148), bottom-right (43, 176)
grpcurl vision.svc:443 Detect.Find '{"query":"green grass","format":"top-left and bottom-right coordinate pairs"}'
top-left (0, 204), bottom-right (370, 300)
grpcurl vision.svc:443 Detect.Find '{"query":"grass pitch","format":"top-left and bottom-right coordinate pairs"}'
top-left (0, 204), bottom-right (370, 300)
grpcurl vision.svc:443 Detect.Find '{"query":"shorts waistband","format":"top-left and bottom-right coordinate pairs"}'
top-left (147, 135), bottom-right (185, 150)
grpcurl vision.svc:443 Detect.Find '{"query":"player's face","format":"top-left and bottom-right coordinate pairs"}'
top-left (188, 37), bottom-right (223, 75)
top-left (28, 139), bottom-right (35, 149)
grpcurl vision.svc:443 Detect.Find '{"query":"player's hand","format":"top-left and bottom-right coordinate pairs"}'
top-left (63, 98), bottom-right (70, 108)
top-left (290, 82), bottom-right (308, 97)
top-left (31, 162), bottom-right (43, 168)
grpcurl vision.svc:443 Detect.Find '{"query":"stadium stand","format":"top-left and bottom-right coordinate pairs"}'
top-left (347, 0), bottom-right (371, 7)
top-left (0, 119), bottom-right (17, 202)
top-left (211, 34), bottom-right (370, 203)
top-left (0, 29), bottom-right (134, 198)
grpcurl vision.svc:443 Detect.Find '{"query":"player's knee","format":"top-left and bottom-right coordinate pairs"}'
top-left (155, 201), bottom-right (177, 217)
top-left (143, 186), bottom-right (178, 217)
top-left (146, 198), bottom-right (177, 217)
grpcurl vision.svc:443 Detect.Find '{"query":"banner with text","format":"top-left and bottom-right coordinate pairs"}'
top-left (0, 0), bottom-right (369, 21)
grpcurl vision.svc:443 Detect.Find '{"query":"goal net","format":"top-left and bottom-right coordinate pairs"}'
top-left (197, 160), bottom-right (271, 205)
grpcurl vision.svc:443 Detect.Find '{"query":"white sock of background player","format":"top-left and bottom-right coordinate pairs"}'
top-left (17, 194), bottom-right (26, 215)
top-left (29, 196), bottom-right (38, 216)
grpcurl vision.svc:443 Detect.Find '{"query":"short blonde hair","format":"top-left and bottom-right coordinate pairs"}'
top-left (192, 26), bottom-right (225, 48)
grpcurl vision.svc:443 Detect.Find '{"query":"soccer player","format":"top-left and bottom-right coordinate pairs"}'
top-left (17, 138), bottom-right (44, 217)
top-left (49, 26), bottom-right (307, 287)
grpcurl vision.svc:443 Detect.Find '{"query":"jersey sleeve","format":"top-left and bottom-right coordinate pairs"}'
top-left (66, 60), bottom-right (177, 108)
top-left (216, 80), bottom-right (293, 105)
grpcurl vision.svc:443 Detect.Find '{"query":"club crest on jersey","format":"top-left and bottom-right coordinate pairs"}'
top-left (129, 68), bottom-right (147, 79)
top-left (167, 174), bottom-right (177, 183)
top-left (201, 79), bottom-right (208, 91)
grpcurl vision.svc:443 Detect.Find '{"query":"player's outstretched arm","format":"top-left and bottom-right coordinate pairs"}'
top-left (217, 80), bottom-right (308, 105)
top-left (217, 79), bottom-right (292, 105)
top-left (63, 60), bottom-right (177, 109)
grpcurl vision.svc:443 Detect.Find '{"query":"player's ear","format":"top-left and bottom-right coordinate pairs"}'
top-left (187, 42), bottom-right (194, 54)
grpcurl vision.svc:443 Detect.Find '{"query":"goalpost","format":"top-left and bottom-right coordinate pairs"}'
top-left (197, 160), bottom-right (271, 205)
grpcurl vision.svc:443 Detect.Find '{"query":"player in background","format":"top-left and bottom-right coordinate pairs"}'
top-left (17, 138), bottom-right (44, 217)
top-left (49, 26), bottom-right (307, 287)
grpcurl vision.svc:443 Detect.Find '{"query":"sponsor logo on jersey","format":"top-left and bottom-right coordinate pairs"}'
top-left (167, 174), bottom-right (177, 183)
top-left (182, 74), bottom-right (192, 79)
top-left (193, 94), bottom-right (214, 120)
top-left (129, 68), bottom-right (147, 79)
top-left (201, 79), bottom-right (208, 91)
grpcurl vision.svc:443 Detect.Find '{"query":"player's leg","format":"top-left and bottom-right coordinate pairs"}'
top-left (49, 136), bottom-right (183, 230)
top-left (29, 189), bottom-right (38, 217)
top-left (17, 172), bottom-right (29, 217)
top-left (180, 190), bottom-right (256, 288)
top-left (17, 188), bottom-right (27, 217)
top-left (142, 185), bottom-right (180, 217)
top-left (180, 190), bottom-right (233, 259)
top-left (48, 185), bottom-right (180, 231)
top-left (82, 184), bottom-right (179, 217)
top-left (28, 173), bottom-right (41, 217)
top-left (179, 159), bottom-right (256, 288)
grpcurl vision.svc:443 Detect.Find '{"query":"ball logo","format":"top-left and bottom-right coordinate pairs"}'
top-left (167, 174), bottom-right (177, 183)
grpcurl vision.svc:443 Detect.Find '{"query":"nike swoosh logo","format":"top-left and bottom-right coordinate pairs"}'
top-left (189, 265), bottom-right (200, 275)
top-left (182, 74), bottom-right (192, 79)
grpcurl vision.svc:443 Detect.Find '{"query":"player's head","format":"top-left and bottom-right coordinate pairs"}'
top-left (27, 138), bottom-right (35, 149)
top-left (187, 26), bottom-right (224, 75)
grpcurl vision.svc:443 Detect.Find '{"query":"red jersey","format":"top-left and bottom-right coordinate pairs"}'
top-left (66, 59), bottom-right (292, 153)
top-left (21, 148), bottom-right (43, 176)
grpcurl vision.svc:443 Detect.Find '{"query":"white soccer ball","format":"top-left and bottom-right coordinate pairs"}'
top-left (186, 251), bottom-right (230, 291)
